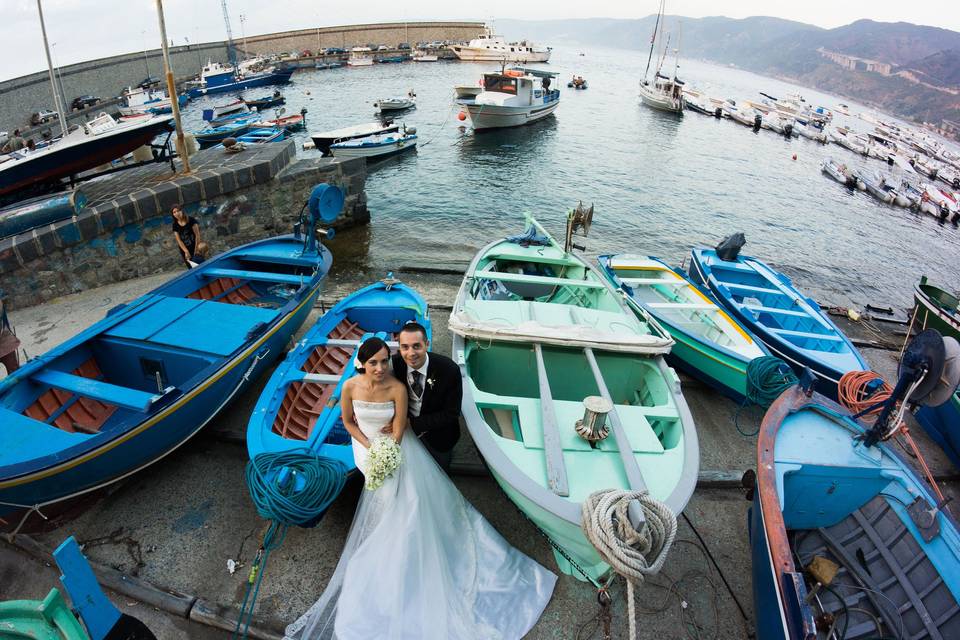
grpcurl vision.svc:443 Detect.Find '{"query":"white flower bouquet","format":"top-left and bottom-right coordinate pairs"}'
top-left (364, 437), bottom-right (403, 491)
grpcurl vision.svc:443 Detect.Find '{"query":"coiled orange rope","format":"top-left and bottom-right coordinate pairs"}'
top-left (838, 370), bottom-right (892, 417)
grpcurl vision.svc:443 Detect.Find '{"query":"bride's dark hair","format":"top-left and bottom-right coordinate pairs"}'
top-left (355, 337), bottom-right (389, 373)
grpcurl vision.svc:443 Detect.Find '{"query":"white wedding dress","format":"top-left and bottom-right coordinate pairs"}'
top-left (284, 400), bottom-right (557, 640)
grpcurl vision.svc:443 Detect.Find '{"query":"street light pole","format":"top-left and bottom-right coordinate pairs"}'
top-left (154, 0), bottom-right (190, 174)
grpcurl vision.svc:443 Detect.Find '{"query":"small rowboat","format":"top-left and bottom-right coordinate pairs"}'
top-left (373, 96), bottom-right (415, 112)
top-left (329, 131), bottom-right (417, 160)
top-left (598, 255), bottom-right (767, 401)
top-left (263, 114), bottom-right (305, 132)
top-left (244, 92), bottom-right (285, 110)
top-left (451, 215), bottom-right (698, 582)
top-left (689, 246), bottom-right (867, 399)
top-left (750, 383), bottom-right (960, 640)
top-left (0, 185), bottom-right (342, 523)
top-left (235, 127), bottom-right (285, 144)
top-left (193, 118), bottom-right (260, 147)
top-left (247, 278), bottom-right (430, 474)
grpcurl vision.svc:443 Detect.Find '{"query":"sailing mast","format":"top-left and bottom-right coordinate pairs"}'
top-left (34, 0), bottom-right (68, 137)
top-left (673, 20), bottom-right (682, 81)
top-left (642, 0), bottom-right (665, 83)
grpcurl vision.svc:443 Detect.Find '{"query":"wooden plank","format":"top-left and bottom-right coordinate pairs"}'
top-left (619, 278), bottom-right (688, 287)
top-left (583, 347), bottom-right (648, 493)
top-left (533, 343), bottom-right (570, 497)
top-left (744, 304), bottom-right (809, 318)
top-left (202, 268), bottom-right (305, 286)
top-left (32, 370), bottom-right (162, 413)
top-left (473, 270), bottom-right (604, 289)
top-left (646, 302), bottom-right (718, 310)
top-left (768, 327), bottom-right (843, 342)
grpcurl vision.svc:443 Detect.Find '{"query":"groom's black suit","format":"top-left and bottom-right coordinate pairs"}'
top-left (391, 352), bottom-right (462, 454)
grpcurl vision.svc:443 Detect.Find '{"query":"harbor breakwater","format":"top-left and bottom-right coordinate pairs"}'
top-left (0, 141), bottom-right (368, 309)
top-left (0, 21), bottom-right (484, 135)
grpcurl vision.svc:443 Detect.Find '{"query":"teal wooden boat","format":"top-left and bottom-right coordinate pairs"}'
top-left (598, 255), bottom-right (767, 401)
top-left (450, 216), bottom-right (699, 582)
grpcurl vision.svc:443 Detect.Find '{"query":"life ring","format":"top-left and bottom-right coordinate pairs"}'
top-left (504, 69), bottom-right (524, 78)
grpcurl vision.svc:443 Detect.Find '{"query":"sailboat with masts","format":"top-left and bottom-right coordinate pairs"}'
top-left (638, 1), bottom-right (685, 114)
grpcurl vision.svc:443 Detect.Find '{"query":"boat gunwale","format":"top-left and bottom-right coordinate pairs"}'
top-left (914, 282), bottom-right (960, 332)
top-left (0, 235), bottom-right (330, 483)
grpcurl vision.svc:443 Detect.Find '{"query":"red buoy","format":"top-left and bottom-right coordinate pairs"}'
top-left (457, 112), bottom-right (467, 121)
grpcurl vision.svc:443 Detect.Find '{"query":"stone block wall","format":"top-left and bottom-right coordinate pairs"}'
top-left (0, 142), bottom-right (368, 309)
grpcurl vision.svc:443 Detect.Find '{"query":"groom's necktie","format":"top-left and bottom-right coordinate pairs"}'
top-left (411, 370), bottom-right (424, 398)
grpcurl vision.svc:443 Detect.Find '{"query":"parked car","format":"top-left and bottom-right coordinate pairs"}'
top-left (70, 95), bottom-right (101, 111)
top-left (325, 47), bottom-right (346, 55)
top-left (30, 109), bottom-right (59, 125)
top-left (398, 43), bottom-right (411, 50)
top-left (376, 45), bottom-right (390, 51)
top-left (300, 49), bottom-right (312, 57)
top-left (138, 76), bottom-right (161, 88)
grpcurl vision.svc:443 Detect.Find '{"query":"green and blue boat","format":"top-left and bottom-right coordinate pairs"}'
top-left (598, 255), bottom-right (767, 401)
top-left (450, 216), bottom-right (699, 582)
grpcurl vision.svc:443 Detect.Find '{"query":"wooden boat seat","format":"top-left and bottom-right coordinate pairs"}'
top-left (31, 370), bottom-right (169, 413)
top-left (473, 271), bottom-right (604, 289)
top-left (722, 282), bottom-right (782, 296)
top-left (769, 327), bottom-right (842, 342)
top-left (202, 268), bottom-right (306, 286)
top-left (22, 358), bottom-right (117, 433)
top-left (744, 304), bottom-right (809, 318)
top-left (619, 278), bottom-right (687, 287)
top-left (646, 302), bottom-right (717, 310)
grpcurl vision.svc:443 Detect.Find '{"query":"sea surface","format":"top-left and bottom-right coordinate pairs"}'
top-left (184, 45), bottom-right (960, 310)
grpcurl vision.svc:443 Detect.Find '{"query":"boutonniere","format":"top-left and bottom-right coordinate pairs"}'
top-left (426, 378), bottom-right (436, 389)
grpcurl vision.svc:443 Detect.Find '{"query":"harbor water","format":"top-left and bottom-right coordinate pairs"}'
top-left (183, 45), bottom-right (960, 310)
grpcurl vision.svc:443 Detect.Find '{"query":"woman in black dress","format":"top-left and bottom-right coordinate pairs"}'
top-left (171, 205), bottom-right (204, 267)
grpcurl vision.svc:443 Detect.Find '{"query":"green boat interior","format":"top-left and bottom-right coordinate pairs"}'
top-left (464, 339), bottom-right (685, 502)
top-left (919, 283), bottom-right (959, 314)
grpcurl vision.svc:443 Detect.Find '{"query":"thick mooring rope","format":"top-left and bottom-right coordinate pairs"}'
top-left (581, 489), bottom-right (678, 640)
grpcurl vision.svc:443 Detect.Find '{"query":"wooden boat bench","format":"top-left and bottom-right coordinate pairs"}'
top-left (473, 270), bottom-right (605, 289)
top-left (201, 268), bottom-right (306, 287)
top-left (30, 370), bottom-right (172, 413)
top-left (769, 327), bottom-right (843, 342)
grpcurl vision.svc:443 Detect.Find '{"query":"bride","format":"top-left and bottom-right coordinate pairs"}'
top-left (285, 337), bottom-right (557, 639)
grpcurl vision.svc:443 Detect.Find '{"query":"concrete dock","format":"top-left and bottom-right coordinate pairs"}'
top-left (2, 268), bottom-right (958, 639)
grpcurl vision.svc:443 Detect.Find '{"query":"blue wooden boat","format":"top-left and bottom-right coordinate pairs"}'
top-left (598, 254), bottom-right (768, 401)
top-left (0, 189), bottom-right (86, 239)
top-left (247, 277), bottom-right (430, 474)
top-left (915, 392), bottom-right (960, 468)
top-left (244, 92), bottom-right (285, 110)
top-left (0, 185), bottom-right (343, 522)
top-left (689, 247), bottom-right (867, 399)
top-left (237, 127), bottom-right (285, 144)
top-left (193, 118), bottom-right (259, 147)
top-left (187, 66), bottom-right (293, 99)
top-left (750, 381), bottom-right (960, 640)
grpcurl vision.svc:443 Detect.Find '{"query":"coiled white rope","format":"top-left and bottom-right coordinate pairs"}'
top-left (581, 489), bottom-right (678, 640)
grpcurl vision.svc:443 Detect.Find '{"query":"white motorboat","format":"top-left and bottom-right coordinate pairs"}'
top-left (347, 48), bottom-right (374, 67)
top-left (723, 100), bottom-right (761, 128)
top-left (309, 121), bottom-right (400, 155)
top-left (412, 51), bottom-right (438, 62)
top-left (117, 85), bottom-right (182, 117)
top-left (795, 122), bottom-right (828, 143)
top-left (210, 99), bottom-right (247, 119)
top-left (448, 27), bottom-right (551, 63)
top-left (454, 85), bottom-right (482, 105)
top-left (829, 127), bottom-right (869, 155)
top-left (329, 129), bottom-right (417, 160)
top-left (374, 92), bottom-right (416, 113)
top-left (464, 68), bottom-right (560, 131)
top-left (821, 158), bottom-right (857, 187)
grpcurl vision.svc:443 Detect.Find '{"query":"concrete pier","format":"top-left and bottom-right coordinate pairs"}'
top-left (1, 268), bottom-right (957, 639)
top-left (0, 141), bottom-right (368, 309)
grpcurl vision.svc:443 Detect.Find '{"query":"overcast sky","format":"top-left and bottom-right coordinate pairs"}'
top-left (2, 0), bottom-right (957, 82)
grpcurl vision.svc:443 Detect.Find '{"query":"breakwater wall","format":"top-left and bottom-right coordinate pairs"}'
top-left (0, 141), bottom-right (368, 309)
top-left (0, 21), bottom-right (484, 135)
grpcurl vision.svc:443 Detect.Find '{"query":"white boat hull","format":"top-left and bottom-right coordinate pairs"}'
top-left (347, 59), bottom-right (373, 67)
top-left (465, 101), bottom-right (559, 130)
top-left (638, 86), bottom-right (683, 114)
top-left (450, 47), bottom-right (550, 63)
top-left (330, 137), bottom-right (416, 159)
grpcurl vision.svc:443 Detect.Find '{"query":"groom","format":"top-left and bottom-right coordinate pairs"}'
top-left (386, 322), bottom-right (462, 470)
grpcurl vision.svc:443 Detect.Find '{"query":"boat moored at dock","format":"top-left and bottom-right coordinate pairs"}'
top-left (464, 67), bottom-right (560, 131)
top-left (448, 27), bottom-right (551, 63)
top-left (329, 129), bottom-right (417, 160)
top-left (309, 121), bottom-right (401, 156)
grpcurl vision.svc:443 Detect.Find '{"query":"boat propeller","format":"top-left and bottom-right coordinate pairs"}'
top-left (862, 328), bottom-right (960, 447)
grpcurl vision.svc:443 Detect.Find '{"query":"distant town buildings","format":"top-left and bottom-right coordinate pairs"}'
top-left (818, 48), bottom-right (893, 75)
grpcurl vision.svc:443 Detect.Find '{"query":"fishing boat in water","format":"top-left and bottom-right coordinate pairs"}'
top-left (464, 67), bottom-right (560, 131)
top-left (329, 129), bottom-right (417, 160)
top-left (689, 238), bottom-right (868, 399)
top-left (914, 276), bottom-right (960, 341)
top-left (750, 330), bottom-right (960, 640)
top-left (309, 121), bottom-right (400, 156)
top-left (821, 158), bottom-right (858, 188)
top-left (598, 255), bottom-right (767, 401)
top-left (186, 60), bottom-right (293, 98)
top-left (373, 92), bottom-right (416, 113)
top-left (117, 85), bottom-right (187, 117)
top-left (450, 212), bottom-right (698, 581)
top-left (244, 91), bottom-right (285, 110)
top-left (263, 113), bottom-right (306, 132)
top-left (0, 184), bottom-right (342, 524)
top-left (247, 278), bottom-right (430, 478)
top-left (193, 117), bottom-right (260, 148)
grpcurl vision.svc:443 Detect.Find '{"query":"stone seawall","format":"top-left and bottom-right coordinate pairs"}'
top-left (0, 141), bottom-right (368, 309)
top-left (0, 21), bottom-right (484, 134)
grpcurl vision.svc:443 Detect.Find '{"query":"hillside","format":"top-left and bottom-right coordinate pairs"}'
top-left (499, 17), bottom-right (960, 128)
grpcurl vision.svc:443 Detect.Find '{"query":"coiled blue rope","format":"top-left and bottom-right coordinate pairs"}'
top-left (735, 356), bottom-right (799, 437)
top-left (233, 449), bottom-right (348, 638)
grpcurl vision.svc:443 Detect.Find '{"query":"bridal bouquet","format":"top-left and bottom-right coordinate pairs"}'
top-left (365, 437), bottom-right (403, 491)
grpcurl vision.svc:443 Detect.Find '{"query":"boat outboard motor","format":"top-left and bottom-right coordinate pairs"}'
top-left (862, 328), bottom-right (960, 448)
top-left (714, 107), bottom-right (722, 119)
top-left (753, 114), bottom-right (762, 131)
top-left (715, 232), bottom-right (746, 262)
top-left (293, 183), bottom-right (343, 255)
